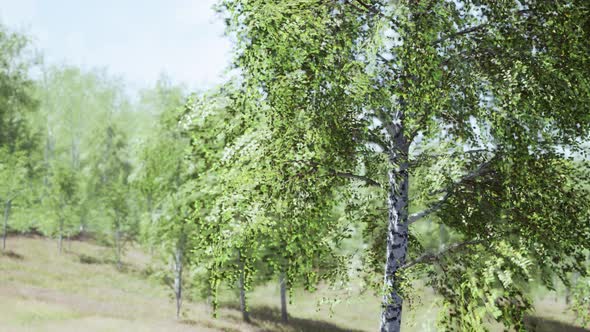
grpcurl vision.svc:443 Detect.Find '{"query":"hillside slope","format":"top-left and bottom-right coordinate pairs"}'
top-left (0, 236), bottom-right (586, 332)
top-left (0, 236), bottom-right (384, 332)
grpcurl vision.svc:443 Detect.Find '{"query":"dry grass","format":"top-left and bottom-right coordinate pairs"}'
top-left (0, 236), bottom-right (382, 332)
top-left (0, 236), bottom-right (588, 332)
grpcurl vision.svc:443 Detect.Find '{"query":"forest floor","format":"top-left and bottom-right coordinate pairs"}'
top-left (0, 235), bottom-right (587, 332)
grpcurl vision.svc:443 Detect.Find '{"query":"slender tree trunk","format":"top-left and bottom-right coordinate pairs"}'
top-left (58, 217), bottom-right (64, 254)
top-left (279, 271), bottom-right (288, 323)
top-left (554, 275), bottom-right (559, 302)
top-left (173, 235), bottom-right (185, 319)
top-left (380, 112), bottom-right (410, 332)
top-left (206, 287), bottom-right (213, 315)
top-left (147, 195), bottom-right (153, 222)
top-left (43, 118), bottom-right (54, 190)
top-left (79, 212), bottom-right (87, 235)
top-left (439, 224), bottom-right (447, 250)
top-left (147, 195), bottom-right (155, 255)
top-left (238, 250), bottom-right (250, 323)
top-left (566, 272), bottom-right (580, 305)
top-left (115, 227), bottom-right (122, 270)
top-left (3, 200), bottom-right (11, 251)
top-left (70, 109), bottom-right (79, 170)
top-left (113, 215), bottom-right (122, 270)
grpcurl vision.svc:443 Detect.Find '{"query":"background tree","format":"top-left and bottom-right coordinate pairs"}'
top-left (88, 122), bottom-right (134, 268)
top-left (135, 81), bottom-right (192, 319)
top-left (44, 160), bottom-right (79, 253)
top-left (0, 23), bottom-right (41, 248)
top-left (180, 78), bottom-right (354, 322)
top-left (0, 23), bottom-right (39, 153)
top-left (0, 148), bottom-right (29, 250)
top-left (134, 77), bottom-right (187, 245)
top-left (35, 66), bottom-right (137, 239)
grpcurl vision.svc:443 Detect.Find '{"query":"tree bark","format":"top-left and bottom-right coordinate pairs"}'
top-left (147, 195), bottom-right (155, 255)
top-left (58, 217), bottom-right (64, 254)
top-left (279, 271), bottom-right (288, 323)
top-left (173, 236), bottom-right (184, 319)
top-left (3, 200), bottom-right (11, 251)
top-left (380, 111), bottom-right (410, 332)
top-left (566, 272), bottom-right (580, 305)
top-left (238, 250), bottom-right (250, 323)
top-left (114, 221), bottom-right (122, 270)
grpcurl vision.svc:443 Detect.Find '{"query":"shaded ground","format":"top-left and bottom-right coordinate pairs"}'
top-left (222, 304), bottom-right (366, 332)
top-left (525, 317), bottom-right (590, 332)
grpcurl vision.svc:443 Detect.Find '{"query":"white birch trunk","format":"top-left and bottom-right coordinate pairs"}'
top-left (173, 237), bottom-right (184, 319)
top-left (58, 217), bottom-right (64, 254)
top-left (279, 271), bottom-right (288, 323)
top-left (380, 111), bottom-right (410, 332)
top-left (114, 223), bottom-right (122, 270)
top-left (3, 200), bottom-right (11, 251)
top-left (238, 250), bottom-right (250, 323)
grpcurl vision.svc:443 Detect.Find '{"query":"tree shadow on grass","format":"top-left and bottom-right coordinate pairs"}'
top-left (222, 303), bottom-right (366, 332)
top-left (524, 316), bottom-right (589, 332)
top-left (1, 250), bottom-right (23, 260)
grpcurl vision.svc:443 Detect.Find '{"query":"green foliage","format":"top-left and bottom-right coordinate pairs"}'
top-left (572, 273), bottom-right (590, 328)
top-left (33, 65), bottom-right (140, 248)
top-left (87, 122), bottom-right (136, 261)
top-left (0, 24), bottom-right (40, 237)
top-left (41, 160), bottom-right (80, 239)
top-left (220, 0), bottom-right (590, 330)
top-left (0, 23), bottom-right (39, 153)
top-left (2, 4), bottom-right (590, 329)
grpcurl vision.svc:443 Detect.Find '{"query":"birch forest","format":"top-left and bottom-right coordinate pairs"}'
top-left (1, 1), bottom-right (590, 332)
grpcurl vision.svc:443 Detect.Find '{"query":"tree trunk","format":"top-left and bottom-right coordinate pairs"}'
top-left (279, 271), bottom-right (288, 323)
top-left (439, 224), bottom-right (447, 250)
top-left (147, 195), bottom-right (153, 223)
top-left (554, 275), bottom-right (559, 302)
top-left (173, 237), bottom-right (184, 319)
top-left (566, 272), bottom-right (580, 305)
top-left (115, 228), bottom-right (122, 270)
top-left (147, 195), bottom-right (155, 255)
top-left (380, 112), bottom-right (410, 332)
top-left (58, 217), bottom-right (64, 254)
top-left (79, 214), bottom-right (87, 235)
top-left (3, 200), bottom-right (11, 251)
top-left (238, 250), bottom-right (250, 323)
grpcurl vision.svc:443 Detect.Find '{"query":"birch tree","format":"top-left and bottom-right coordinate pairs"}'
top-left (181, 80), bottom-right (354, 323)
top-left (0, 23), bottom-right (40, 247)
top-left (89, 123), bottom-right (134, 268)
top-left (44, 161), bottom-right (79, 253)
top-left (220, 1), bottom-right (590, 330)
top-left (0, 149), bottom-right (29, 251)
top-left (134, 78), bottom-right (187, 244)
top-left (136, 86), bottom-right (192, 319)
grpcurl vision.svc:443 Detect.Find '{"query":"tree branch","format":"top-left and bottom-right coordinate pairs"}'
top-left (407, 192), bottom-right (449, 225)
top-left (402, 239), bottom-right (484, 270)
top-left (286, 159), bottom-right (383, 187)
top-left (410, 148), bottom-right (496, 167)
top-left (163, 275), bottom-right (175, 291)
top-left (331, 171), bottom-right (382, 187)
top-left (407, 158), bottom-right (496, 225)
top-left (372, 108), bottom-right (397, 140)
top-left (432, 9), bottom-right (533, 45)
top-left (433, 23), bottom-right (489, 45)
top-left (431, 159), bottom-right (495, 196)
top-left (343, 0), bottom-right (400, 28)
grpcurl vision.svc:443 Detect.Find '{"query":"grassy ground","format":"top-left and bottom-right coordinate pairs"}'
top-left (0, 236), bottom-right (587, 332)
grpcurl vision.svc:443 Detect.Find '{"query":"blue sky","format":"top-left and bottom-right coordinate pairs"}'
top-left (0, 0), bottom-right (231, 92)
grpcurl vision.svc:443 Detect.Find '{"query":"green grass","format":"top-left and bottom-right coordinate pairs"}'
top-left (0, 236), bottom-right (587, 332)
